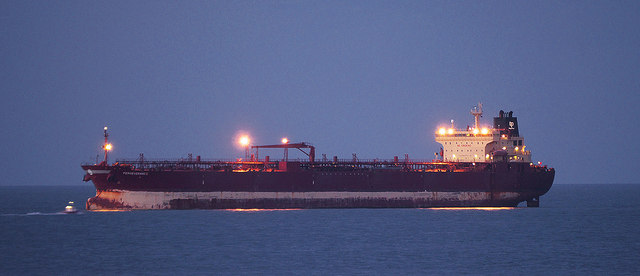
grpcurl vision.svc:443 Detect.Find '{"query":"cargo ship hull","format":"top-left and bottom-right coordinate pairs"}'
top-left (82, 162), bottom-right (554, 210)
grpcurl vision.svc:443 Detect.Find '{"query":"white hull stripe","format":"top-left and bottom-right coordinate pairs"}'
top-left (88, 190), bottom-right (522, 210)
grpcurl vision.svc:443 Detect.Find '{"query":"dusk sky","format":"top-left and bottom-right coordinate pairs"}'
top-left (1, 1), bottom-right (639, 185)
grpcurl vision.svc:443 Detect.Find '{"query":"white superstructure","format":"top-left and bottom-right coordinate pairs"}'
top-left (435, 104), bottom-right (531, 163)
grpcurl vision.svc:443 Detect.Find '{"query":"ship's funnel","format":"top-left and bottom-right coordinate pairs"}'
top-left (494, 110), bottom-right (519, 137)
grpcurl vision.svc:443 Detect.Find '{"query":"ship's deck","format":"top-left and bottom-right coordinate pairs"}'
top-left (83, 158), bottom-right (552, 173)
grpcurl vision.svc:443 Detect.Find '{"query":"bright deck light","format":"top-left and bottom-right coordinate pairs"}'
top-left (239, 136), bottom-right (250, 147)
top-left (281, 138), bottom-right (289, 144)
top-left (105, 144), bottom-right (113, 151)
top-left (481, 128), bottom-right (489, 134)
top-left (438, 128), bottom-right (446, 135)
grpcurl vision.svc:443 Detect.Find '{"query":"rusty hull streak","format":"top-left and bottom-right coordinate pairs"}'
top-left (86, 190), bottom-right (133, 210)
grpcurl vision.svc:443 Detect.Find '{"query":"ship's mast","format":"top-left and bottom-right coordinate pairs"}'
top-left (470, 102), bottom-right (483, 129)
top-left (103, 126), bottom-right (109, 164)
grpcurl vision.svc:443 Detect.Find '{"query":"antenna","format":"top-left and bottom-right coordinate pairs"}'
top-left (470, 102), bottom-right (483, 129)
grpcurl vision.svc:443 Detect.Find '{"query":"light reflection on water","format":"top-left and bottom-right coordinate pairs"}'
top-left (89, 209), bottom-right (131, 212)
top-left (425, 207), bottom-right (516, 211)
top-left (225, 208), bottom-right (303, 212)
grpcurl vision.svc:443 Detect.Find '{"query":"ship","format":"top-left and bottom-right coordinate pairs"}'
top-left (82, 104), bottom-right (554, 210)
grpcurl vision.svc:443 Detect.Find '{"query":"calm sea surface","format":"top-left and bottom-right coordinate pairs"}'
top-left (1, 184), bottom-right (639, 275)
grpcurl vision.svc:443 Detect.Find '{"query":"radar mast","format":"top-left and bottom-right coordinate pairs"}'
top-left (470, 102), bottom-right (483, 129)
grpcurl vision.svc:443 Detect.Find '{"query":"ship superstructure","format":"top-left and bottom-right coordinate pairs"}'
top-left (435, 103), bottom-right (531, 163)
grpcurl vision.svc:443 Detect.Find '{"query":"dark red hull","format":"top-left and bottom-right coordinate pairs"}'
top-left (82, 161), bottom-right (554, 210)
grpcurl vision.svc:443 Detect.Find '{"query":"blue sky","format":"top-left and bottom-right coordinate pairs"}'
top-left (1, 1), bottom-right (639, 185)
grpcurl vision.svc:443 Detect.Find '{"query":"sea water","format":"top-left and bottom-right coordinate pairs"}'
top-left (1, 184), bottom-right (639, 275)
